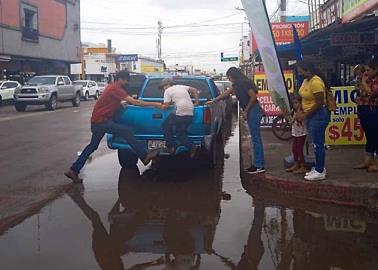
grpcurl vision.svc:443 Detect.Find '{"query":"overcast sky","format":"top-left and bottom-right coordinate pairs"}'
top-left (80, 0), bottom-right (308, 73)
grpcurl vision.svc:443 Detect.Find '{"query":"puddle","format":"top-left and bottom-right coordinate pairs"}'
top-left (0, 114), bottom-right (377, 270)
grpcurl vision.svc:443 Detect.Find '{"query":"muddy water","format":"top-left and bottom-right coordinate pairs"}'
top-left (0, 115), bottom-right (377, 270)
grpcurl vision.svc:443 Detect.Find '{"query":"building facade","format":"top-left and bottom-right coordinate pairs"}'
top-left (303, 0), bottom-right (378, 86)
top-left (0, 0), bottom-right (81, 82)
top-left (76, 42), bottom-right (117, 81)
top-left (117, 55), bottom-right (165, 74)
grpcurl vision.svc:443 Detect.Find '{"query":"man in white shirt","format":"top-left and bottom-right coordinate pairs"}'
top-left (160, 78), bottom-right (199, 155)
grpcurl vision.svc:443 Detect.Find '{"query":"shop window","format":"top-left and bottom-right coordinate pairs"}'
top-left (21, 3), bottom-right (39, 42)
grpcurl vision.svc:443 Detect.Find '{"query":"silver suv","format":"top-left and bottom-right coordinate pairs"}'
top-left (14, 75), bottom-right (82, 112)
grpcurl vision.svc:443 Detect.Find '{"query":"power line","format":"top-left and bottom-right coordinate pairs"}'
top-left (81, 23), bottom-right (244, 35)
top-left (81, 22), bottom-right (245, 31)
top-left (164, 12), bottom-right (244, 28)
top-left (81, 29), bottom-right (242, 36)
top-left (164, 47), bottom-right (239, 56)
top-left (81, 12), bottom-right (244, 29)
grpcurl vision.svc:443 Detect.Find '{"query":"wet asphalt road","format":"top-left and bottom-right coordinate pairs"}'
top-left (0, 101), bottom-right (110, 222)
top-left (1, 106), bottom-right (378, 269)
top-left (0, 100), bottom-right (105, 188)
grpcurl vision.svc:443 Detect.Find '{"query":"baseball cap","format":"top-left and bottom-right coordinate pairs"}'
top-left (159, 78), bottom-right (173, 89)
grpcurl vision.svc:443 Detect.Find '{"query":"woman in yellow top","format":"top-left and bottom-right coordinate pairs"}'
top-left (295, 61), bottom-right (331, 181)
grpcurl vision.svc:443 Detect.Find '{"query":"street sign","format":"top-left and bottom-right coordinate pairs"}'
top-left (117, 54), bottom-right (138, 62)
top-left (221, 57), bottom-right (239, 62)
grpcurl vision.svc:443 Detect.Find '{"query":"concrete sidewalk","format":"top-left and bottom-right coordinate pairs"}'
top-left (240, 118), bottom-right (378, 209)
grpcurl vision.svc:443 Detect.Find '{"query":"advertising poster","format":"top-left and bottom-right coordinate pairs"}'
top-left (326, 86), bottom-right (366, 145)
top-left (254, 71), bottom-right (294, 126)
top-left (251, 21), bottom-right (309, 50)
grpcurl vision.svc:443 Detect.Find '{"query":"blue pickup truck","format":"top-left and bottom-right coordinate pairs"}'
top-left (107, 75), bottom-right (225, 168)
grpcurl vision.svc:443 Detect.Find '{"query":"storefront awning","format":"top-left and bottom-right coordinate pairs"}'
top-left (274, 16), bottom-right (378, 60)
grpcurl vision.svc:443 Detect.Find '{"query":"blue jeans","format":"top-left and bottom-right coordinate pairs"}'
top-left (306, 107), bottom-right (330, 173)
top-left (247, 105), bottom-right (265, 168)
top-left (162, 113), bottom-right (193, 149)
top-left (358, 105), bottom-right (378, 156)
top-left (71, 120), bottom-right (147, 173)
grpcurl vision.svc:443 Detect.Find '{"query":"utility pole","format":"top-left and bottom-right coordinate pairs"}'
top-left (157, 20), bottom-right (163, 60)
top-left (280, 0), bottom-right (287, 22)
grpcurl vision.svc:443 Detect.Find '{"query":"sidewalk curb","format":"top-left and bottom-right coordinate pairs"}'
top-left (239, 118), bottom-right (378, 209)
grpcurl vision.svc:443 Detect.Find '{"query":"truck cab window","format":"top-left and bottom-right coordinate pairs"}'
top-left (57, 77), bottom-right (64, 85)
top-left (63, 77), bottom-right (71, 85)
top-left (142, 79), bottom-right (212, 100)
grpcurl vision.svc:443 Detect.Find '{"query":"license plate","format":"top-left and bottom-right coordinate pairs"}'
top-left (148, 140), bottom-right (166, 150)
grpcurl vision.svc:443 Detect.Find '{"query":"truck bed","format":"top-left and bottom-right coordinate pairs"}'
top-left (107, 76), bottom-right (224, 155)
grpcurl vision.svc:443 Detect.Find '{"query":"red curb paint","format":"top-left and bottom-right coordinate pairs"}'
top-left (239, 118), bottom-right (378, 209)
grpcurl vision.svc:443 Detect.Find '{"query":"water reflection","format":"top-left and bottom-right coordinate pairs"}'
top-left (68, 163), bottom-right (226, 270)
top-left (65, 110), bottom-right (378, 270)
top-left (290, 209), bottom-right (378, 269)
top-left (5, 111), bottom-right (374, 270)
top-left (240, 187), bottom-right (378, 270)
top-left (215, 200), bottom-right (266, 270)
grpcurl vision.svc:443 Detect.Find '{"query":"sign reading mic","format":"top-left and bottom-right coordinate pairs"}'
top-left (117, 54), bottom-right (138, 62)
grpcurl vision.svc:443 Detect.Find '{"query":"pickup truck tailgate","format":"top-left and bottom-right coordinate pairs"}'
top-left (115, 105), bottom-right (209, 138)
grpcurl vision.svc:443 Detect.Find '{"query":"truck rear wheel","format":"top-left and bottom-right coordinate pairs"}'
top-left (46, 95), bottom-right (58, 111)
top-left (202, 138), bottom-right (217, 169)
top-left (15, 103), bottom-right (27, 112)
top-left (72, 92), bottom-right (81, 107)
top-left (118, 149), bottom-right (138, 168)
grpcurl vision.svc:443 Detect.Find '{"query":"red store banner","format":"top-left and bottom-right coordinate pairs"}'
top-left (251, 21), bottom-right (309, 51)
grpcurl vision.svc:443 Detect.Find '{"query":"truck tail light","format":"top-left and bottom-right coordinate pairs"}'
top-left (203, 107), bottom-right (211, 124)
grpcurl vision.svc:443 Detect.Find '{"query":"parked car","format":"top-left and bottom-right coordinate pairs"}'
top-left (97, 82), bottom-right (108, 95)
top-left (215, 80), bottom-right (234, 118)
top-left (14, 75), bottom-right (82, 112)
top-left (73, 80), bottom-right (99, 100)
top-left (107, 75), bottom-right (225, 168)
top-left (0, 80), bottom-right (22, 105)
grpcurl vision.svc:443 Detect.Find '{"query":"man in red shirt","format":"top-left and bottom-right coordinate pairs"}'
top-left (65, 70), bottom-right (162, 183)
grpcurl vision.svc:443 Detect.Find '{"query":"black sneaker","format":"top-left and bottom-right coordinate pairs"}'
top-left (246, 166), bottom-right (265, 174)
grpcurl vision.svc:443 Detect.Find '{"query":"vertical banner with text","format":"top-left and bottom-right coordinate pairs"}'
top-left (242, 0), bottom-right (292, 117)
top-left (254, 71), bottom-right (294, 126)
top-left (326, 86), bottom-right (366, 145)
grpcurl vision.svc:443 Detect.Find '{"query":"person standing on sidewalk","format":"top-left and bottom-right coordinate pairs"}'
top-left (206, 67), bottom-right (265, 174)
top-left (295, 61), bottom-right (330, 181)
top-left (286, 95), bottom-right (307, 174)
top-left (354, 58), bottom-right (378, 172)
top-left (160, 78), bottom-right (199, 156)
top-left (353, 64), bottom-right (371, 169)
top-left (65, 70), bottom-right (162, 183)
